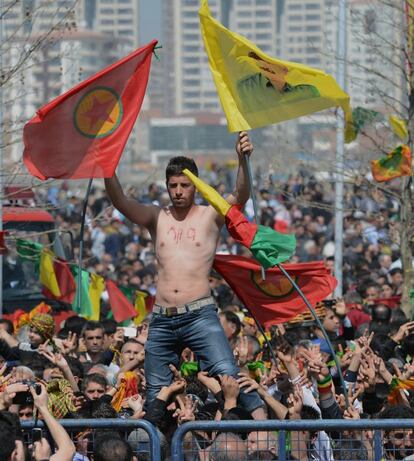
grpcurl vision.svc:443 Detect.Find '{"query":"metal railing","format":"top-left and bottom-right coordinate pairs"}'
top-left (22, 418), bottom-right (162, 461)
top-left (170, 418), bottom-right (414, 461)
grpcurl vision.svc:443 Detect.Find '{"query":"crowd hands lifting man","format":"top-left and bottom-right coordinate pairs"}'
top-left (0, 132), bottom-right (413, 460)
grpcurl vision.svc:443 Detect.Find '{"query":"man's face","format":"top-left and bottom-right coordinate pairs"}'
top-left (166, 175), bottom-right (195, 209)
top-left (84, 381), bottom-right (106, 401)
top-left (365, 286), bottom-right (379, 302)
top-left (84, 328), bottom-right (104, 354)
top-left (219, 315), bottom-right (235, 340)
top-left (391, 272), bottom-right (403, 287)
top-left (247, 431), bottom-right (277, 456)
top-left (385, 429), bottom-right (414, 459)
top-left (121, 341), bottom-right (144, 364)
top-left (43, 367), bottom-right (63, 382)
top-left (18, 405), bottom-right (34, 421)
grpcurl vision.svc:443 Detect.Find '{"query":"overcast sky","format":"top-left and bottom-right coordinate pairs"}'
top-left (140, 0), bottom-right (162, 43)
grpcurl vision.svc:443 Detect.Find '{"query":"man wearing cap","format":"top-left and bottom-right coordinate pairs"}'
top-left (105, 132), bottom-right (265, 418)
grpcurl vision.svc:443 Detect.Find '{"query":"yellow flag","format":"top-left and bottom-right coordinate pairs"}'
top-left (183, 168), bottom-right (231, 216)
top-left (199, 0), bottom-right (354, 142)
top-left (39, 249), bottom-right (61, 297)
top-left (389, 115), bottom-right (408, 141)
top-left (88, 273), bottom-right (105, 321)
top-left (134, 290), bottom-right (149, 326)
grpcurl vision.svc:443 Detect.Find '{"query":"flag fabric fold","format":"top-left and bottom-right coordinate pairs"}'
top-left (23, 39), bottom-right (157, 180)
top-left (71, 266), bottom-right (93, 318)
top-left (199, 0), bottom-right (353, 142)
top-left (106, 280), bottom-right (137, 323)
top-left (371, 145), bottom-right (412, 182)
top-left (43, 258), bottom-right (76, 304)
top-left (39, 250), bottom-right (61, 298)
top-left (89, 273), bottom-right (105, 321)
top-left (134, 290), bottom-right (150, 326)
top-left (213, 255), bottom-right (337, 328)
top-left (183, 169), bottom-right (296, 268)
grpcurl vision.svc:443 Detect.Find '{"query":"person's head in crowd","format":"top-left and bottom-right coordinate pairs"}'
top-left (65, 315), bottom-right (87, 338)
top-left (324, 256), bottom-right (335, 274)
top-left (17, 403), bottom-right (34, 421)
top-left (364, 283), bottom-right (380, 305)
top-left (370, 334), bottom-right (397, 361)
top-left (247, 430), bottom-right (278, 459)
top-left (87, 363), bottom-right (109, 378)
top-left (333, 439), bottom-right (368, 461)
top-left (402, 334), bottom-right (414, 359)
top-left (208, 432), bottom-right (248, 461)
top-left (101, 318), bottom-right (118, 349)
top-left (82, 321), bottom-right (105, 359)
top-left (372, 304), bottom-right (391, 324)
top-left (94, 434), bottom-right (137, 461)
top-left (0, 319), bottom-right (14, 335)
top-left (389, 268), bottom-right (403, 290)
top-left (185, 375), bottom-right (209, 405)
top-left (43, 360), bottom-right (64, 382)
top-left (121, 339), bottom-right (145, 367)
top-left (0, 413), bottom-right (25, 461)
top-left (379, 254), bottom-right (392, 272)
top-left (28, 313), bottom-right (55, 348)
top-left (381, 283), bottom-right (394, 299)
top-left (82, 373), bottom-right (108, 401)
top-left (242, 317), bottom-right (258, 337)
top-left (244, 335), bottom-right (261, 362)
top-left (219, 311), bottom-right (242, 343)
top-left (379, 405), bottom-right (414, 460)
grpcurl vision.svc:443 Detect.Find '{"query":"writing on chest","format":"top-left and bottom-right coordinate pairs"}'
top-left (165, 225), bottom-right (198, 245)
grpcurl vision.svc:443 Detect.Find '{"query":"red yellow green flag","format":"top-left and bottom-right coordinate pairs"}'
top-left (134, 290), bottom-right (149, 326)
top-left (183, 169), bottom-right (296, 268)
top-left (199, 0), bottom-right (353, 142)
top-left (371, 145), bottom-right (412, 182)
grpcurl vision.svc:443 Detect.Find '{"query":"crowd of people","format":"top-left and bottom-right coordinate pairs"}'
top-left (0, 157), bottom-right (413, 461)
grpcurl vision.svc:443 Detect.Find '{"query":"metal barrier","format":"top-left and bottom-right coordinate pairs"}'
top-left (22, 418), bottom-right (162, 461)
top-left (170, 418), bottom-right (414, 461)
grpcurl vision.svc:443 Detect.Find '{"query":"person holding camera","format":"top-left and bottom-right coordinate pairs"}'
top-left (0, 382), bottom-right (75, 461)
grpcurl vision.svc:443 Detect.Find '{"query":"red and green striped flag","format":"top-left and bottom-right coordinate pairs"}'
top-left (371, 144), bottom-right (412, 182)
top-left (183, 169), bottom-right (296, 269)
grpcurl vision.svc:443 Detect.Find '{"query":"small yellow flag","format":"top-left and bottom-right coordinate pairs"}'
top-left (89, 273), bottom-right (105, 321)
top-left (183, 168), bottom-right (231, 216)
top-left (199, 0), bottom-right (354, 142)
top-left (389, 115), bottom-right (408, 141)
top-left (134, 290), bottom-right (149, 326)
top-left (39, 249), bottom-right (61, 297)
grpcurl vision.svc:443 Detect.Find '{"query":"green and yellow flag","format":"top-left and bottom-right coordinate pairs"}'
top-left (371, 145), bottom-right (412, 182)
top-left (199, 0), bottom-right (353, 142)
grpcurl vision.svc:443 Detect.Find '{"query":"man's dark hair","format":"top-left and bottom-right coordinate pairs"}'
top-left (66, 355), bottom-right (84, 381)
top-left (94, 435), bottom-right (134, 461)
top-left (0, 412), bottom-right (22, 460)
top-left (300, 404), bottom-right (320, 420)
top-left (101, 318), bottom-right (117, 336)
top-left (65, 316), bottom-right (87, 337)
top-left (166, 156), bottom-right (198, 182)
top-left (370, 334), bottom-right (396, 361)
top-left (334, 439), bottom-right (368, 461)
top-left (248, 450), bottom-right (277, 460)
top-left (0, 319), bottom-right (14, 335)
top-left (221, 311), bottom-right (242, 338)
top-left (82, 320), bottom-right (104, 337)
top-left (82, 373), bottom-right (108, 392)
top-left (376, 404), bottom-right (414, 419)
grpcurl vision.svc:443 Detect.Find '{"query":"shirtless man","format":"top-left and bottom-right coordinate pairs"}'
top-left (104, 132), bottom-right (264, 417)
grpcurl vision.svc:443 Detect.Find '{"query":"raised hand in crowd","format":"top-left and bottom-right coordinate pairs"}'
top-left (173, 394), bottom-right (198, 425)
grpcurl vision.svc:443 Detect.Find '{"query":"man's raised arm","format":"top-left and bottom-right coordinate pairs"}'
top-left (226, 131), bottom-right (253, 207)
top-left (104, 174), bottom-right (160, 230)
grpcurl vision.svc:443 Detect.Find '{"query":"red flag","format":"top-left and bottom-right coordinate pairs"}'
top-left (23, 40), bottom-right (157, 179)
top-left (43, 259), bottom-right (76, 304)
top-left (213, 255), bottom-right (337, 328)
top-left (106, 280), bottom-right (137, 323)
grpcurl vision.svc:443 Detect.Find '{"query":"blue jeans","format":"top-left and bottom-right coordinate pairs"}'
top-left (144, 304), bottom-right (263, 413)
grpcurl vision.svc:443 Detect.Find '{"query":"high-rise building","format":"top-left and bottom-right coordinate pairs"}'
top-left (161, 0), bottom-right (279, 116)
